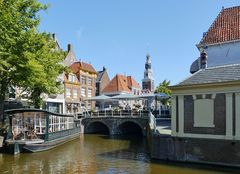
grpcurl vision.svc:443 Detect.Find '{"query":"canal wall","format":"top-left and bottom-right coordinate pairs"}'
top-left (0, 136), bottom-right (3, 148)
top-left (150, 134), bottom-right (240, 167)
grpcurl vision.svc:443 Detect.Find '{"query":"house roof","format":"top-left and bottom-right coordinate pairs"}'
top-left (127, 76), bottom-right (141, 89)
top-left (102, 74), bottom-right (132, 94)
top-left (176, 64), bottom-right (240, 86)
top-left (63, 45), bottom-right (77, 67)
top-left (70, 61), bottom-right (97, 74)
top-left (202, 6), bottom-right (240, 45)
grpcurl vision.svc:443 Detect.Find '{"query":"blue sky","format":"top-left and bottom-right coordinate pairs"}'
top-left (39, 0), bottom-right (240, 86)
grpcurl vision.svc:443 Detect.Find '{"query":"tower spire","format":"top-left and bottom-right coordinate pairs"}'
top-left (142, 54), bottom-right (154, 92)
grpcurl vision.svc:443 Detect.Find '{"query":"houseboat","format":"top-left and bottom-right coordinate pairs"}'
top-left (4, 108), bottom-right (81, 154)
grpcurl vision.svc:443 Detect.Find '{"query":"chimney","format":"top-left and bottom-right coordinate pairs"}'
top-left (52, 33), bottom-right (56, 41)
top-left (103, 66), bottom-right (106, 71)
top-left (67, 44), bottom-right (73, 52)
top-left (200, 50), bottom-right (207, 69)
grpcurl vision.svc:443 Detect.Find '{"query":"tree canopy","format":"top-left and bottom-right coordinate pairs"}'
top-left (0, 0), bottom-right (65, 121)
top-left (155, 80), bottom-right (172, 105)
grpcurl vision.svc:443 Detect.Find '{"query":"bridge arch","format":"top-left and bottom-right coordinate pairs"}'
top-left (85, 121), bottom-right (110, 135)
top-left (117, 120), bottom-right (144, 136)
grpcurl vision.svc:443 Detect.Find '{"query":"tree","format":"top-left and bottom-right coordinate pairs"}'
top-left (155, 80), bottom-right (172, 105)
top-left (24, 32), bottom-right (65, 108)
top-left (0, 0), bottom-right (65, 121)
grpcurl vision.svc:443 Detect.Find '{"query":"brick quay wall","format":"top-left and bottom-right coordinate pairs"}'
top-left (149, 133), bottom-right (240, 167)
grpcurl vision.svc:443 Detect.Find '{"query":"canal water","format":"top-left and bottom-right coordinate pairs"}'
top-left (0, 135), bottom-right (237, 174)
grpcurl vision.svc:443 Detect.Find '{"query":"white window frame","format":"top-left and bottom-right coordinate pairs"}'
top-left (87, 88), bottom-right (92, 98)
top-left (81, 87), bottom-right (86, 97)
top-left (88, 78), bottom-right (92, 86)
top-left (81, 76), bottom-right (86, 85)
top-left (66, 88), bottom-right (71, 98)
top-left (73, 89), bottom-right (78, 99)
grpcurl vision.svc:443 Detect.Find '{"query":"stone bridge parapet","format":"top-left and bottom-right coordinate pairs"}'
top-left (81, 116), bottom-right (149, 136)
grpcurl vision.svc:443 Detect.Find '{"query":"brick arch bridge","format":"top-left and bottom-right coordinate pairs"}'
top-left (81, 117), bottom-right (149, 136)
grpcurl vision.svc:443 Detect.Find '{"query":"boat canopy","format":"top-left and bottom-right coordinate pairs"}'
top-left (5, 108), bottom-right (75, 141)
top-left (5, 108), bottom-right (74, 117)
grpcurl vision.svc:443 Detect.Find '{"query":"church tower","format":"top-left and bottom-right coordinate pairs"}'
top-left (142, 54), bottom-right (154, 92)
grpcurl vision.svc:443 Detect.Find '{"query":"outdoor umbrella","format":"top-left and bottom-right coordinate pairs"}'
top-left (110, 93), bottom-right (139, 110)
top-left (85, 94), bottom-right (112, 101)
top-left (84, 94), bottom-right (113, 111)
top-left (110, 93), bottom-right (138, 100)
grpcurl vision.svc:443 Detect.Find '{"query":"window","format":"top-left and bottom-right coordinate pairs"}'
top-left (88, 78), bottom-right (93, 86)
top-left (35, 113), bottom-right (46, 134)
top-left (81, 76), bottom-right (86, 85)
top-left (66, 88), bottom-right (71, 98)
top-left (87, 88), bottom-right (92, 98)
top-left (69, 74), bottom-right (75, 83)
top-left (73, 89), bottom-right (78, 99)
top-left (134, 89), bottom-right (136, 95)
top-left (81, 87), bottom-right (86, 97)
top-left (49, 115), bottom-right (74, 133)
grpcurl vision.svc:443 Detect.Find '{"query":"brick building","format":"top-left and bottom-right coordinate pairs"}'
top-left (171, 6), bottom-right (240, 140)
top-left (64, 72), bottom-right (81, 114)
top-left (70, 61), bottom-right (97, 112)
top-left (96, 67), bottom-right (110, 96)
top-left (156, 7), bottom-right (240, 167)
top-left (102, 74), bottom-right (141, 109)
top-left (191, 6), bottom-right (240, 73)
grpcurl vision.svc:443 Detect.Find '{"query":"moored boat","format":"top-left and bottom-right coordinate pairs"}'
top-left (4, 108), bottom-right (81, 154)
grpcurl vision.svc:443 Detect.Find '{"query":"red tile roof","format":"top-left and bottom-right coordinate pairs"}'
top-left (202, 6), bottom-right (240, 45)
top-left (127, 76), bottom-right (141, 89)
top-left (102, 74), bottom-right (132, 93)
top-left (70, 61), bottom-right (97, 74)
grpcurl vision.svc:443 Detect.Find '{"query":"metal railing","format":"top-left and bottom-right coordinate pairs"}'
top-left (79, 110), bottom-right (149, 118)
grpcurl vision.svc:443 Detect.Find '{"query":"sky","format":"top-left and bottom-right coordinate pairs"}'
top-left (38, 0), bottom-right (240, 86)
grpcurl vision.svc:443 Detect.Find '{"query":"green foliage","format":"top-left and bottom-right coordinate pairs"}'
top-left (0, 0), bottom-right (65, 118)
top-left (26, 32), bottom-right (65, 108)
top-left (155, 80), bottom-right (172, 105)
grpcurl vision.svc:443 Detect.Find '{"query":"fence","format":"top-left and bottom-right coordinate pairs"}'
top-left (79, 110), bottom-right (149, 118)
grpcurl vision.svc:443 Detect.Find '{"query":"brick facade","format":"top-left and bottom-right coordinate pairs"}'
top-left (183, 94), bottom-right (226, 135)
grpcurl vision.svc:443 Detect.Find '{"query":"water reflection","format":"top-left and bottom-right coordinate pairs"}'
top-left (0, 135), bottom-right (237, 174)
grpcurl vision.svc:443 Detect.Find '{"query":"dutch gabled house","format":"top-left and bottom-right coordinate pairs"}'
top-left (102, 74), bottom-right (142, 109)
top-left (70, 61), bottom-right (97, 112)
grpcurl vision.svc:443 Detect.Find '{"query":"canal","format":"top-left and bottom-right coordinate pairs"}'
top-left (0, 135), bottom-right (237, 174)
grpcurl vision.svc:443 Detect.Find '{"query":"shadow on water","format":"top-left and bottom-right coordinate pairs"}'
top-left (98, 134), bottom-right (150, 163)
top-left (97, 134), bottom-right (239, 174)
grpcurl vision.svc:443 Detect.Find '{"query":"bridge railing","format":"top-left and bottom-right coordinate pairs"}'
top-left (80, 110), bottom-right (149, 118)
